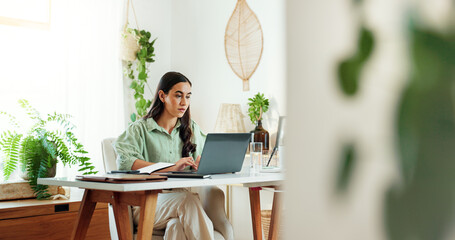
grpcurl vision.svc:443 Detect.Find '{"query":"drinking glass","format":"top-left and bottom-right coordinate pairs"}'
top-left (262, 149), bottom-right (278, 169)
top-left (250, 142), bottom-right (262, 174)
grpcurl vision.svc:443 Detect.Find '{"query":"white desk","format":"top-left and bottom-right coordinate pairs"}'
top-left (38, 173), bottom-right (283, 240)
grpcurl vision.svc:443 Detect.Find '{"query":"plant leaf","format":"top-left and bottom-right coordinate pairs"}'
top-left (130, 113), bottom-right (137, 122)
top-left (0, 131), bottom-right (23, 179)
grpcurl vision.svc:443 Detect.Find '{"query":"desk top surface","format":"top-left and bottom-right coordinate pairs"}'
top-left (38, 172), bottom-right (284, 192)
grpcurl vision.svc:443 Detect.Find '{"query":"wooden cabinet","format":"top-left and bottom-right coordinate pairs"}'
top-left (0, 196), bottom-right (110, 239)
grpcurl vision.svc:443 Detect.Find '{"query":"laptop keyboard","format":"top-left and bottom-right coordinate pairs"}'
top-left (170, 171), bottom-right (196, 174)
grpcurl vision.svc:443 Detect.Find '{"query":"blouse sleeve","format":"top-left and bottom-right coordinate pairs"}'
top-left (113, 123), bottom-right (146, 170)
top-left (191, 121), bottom-right (207, 159)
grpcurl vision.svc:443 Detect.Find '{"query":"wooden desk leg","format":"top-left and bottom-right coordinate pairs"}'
top-left (249, 187), bottom-right (262, 240)
top-left (113, 192), bottom-right (133, 240)
top-left (268, 189), bottom-right (281, 240)
top-left (71, 189), bottom-right (97, 240)
top-left (136, 190), bottom-right (159, 240)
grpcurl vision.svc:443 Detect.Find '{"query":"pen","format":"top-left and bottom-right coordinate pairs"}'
top-left (266, 146), bottom-right (277, 167)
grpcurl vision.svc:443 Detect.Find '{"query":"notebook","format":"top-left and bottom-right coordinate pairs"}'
top-left (76, 174), bottom-right (167, 183)
top-left (159, 133), bottom-right (251, 178)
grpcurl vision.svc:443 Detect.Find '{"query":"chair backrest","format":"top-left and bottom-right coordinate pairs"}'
top-left (101, 138), bottom-right (118, 172)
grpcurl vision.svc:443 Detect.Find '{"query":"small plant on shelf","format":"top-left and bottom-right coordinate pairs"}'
top-left (123, 28), bottom-right (157, 122)
top-left (0, 100), bottom-right (97, 199)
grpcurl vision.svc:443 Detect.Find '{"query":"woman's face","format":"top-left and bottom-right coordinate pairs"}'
top-left (160, 82), bottom-right (192, 119)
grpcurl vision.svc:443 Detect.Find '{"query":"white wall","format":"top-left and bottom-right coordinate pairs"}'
top-left (170, 0), bottom-right (286, 134)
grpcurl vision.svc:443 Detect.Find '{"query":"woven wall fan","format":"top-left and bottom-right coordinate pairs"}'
top-left (225, 0), bottom-right (264, 91)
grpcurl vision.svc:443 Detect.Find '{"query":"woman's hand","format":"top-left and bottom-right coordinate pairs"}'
top-left (171, 156), bottom-right (201, 172)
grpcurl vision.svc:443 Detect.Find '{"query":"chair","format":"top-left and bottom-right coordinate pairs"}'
top-left (101, 138), bottom-right (234, 240)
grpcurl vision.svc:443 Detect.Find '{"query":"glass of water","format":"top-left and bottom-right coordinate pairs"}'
top-left (249, 142), bottom-right (262, 174)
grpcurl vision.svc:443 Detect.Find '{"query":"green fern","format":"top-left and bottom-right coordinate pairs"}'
top-left (19, 99), bottom-right (45, 132)
top-left (0, 131), bottom-right (23, 180)
top-left (18, 99), bottom-right (42, 121)
top-left (23, 139), bottom-right (52, 199)
top-left (47, 131), bottom-right (75, 165)
top-left (0, 99), bottom-right (98, 199)
top-left (47, 113), bottom-right (74, 132)
top-left (70, 136), bottom-right (96, 175)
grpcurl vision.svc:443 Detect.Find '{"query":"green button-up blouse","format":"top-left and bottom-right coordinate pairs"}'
top-left (113, 118), bottom-right (206, 170)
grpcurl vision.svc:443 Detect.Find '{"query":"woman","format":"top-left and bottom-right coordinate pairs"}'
top-left (114, 71), bottom-right (214, 240)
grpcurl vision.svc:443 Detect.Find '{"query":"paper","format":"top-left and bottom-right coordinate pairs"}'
top-left (138, 162), bottom-right (175, 174)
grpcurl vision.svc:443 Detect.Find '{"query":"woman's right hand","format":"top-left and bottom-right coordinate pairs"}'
top-left (171, 156), bottom-right (200, 172)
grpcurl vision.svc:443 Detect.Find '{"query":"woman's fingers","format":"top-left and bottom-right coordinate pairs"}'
top-left (187, 157), bottom-right (197, 169)
top-left (194, 156), bottom-right (201, 170)
top-left (179, 157), bottom-right (197, 169)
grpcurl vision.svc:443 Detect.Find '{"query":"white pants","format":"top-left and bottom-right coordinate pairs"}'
top-left (133, 190), bottom-right (214, 240)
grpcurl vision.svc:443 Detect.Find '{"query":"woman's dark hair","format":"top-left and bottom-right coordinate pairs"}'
top-left (143, 71), bottom-right (196, 157)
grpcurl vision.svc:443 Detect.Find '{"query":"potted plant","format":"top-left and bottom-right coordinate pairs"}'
top-left (123, 28), bottom-right (157, 122)
top-left (121, 28), bottom-right (141, 62)
top-left (247, 92), bottom-right (270, 151)
top-left (0, 100), bottom-right (97, 199)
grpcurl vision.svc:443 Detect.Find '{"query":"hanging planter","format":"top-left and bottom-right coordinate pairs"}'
top-left (120, 0), bottom-right (140, 61)
top-left (120, 0), bottom-right (157, 122)
top-left (121, 28), bottom-right (140, 62)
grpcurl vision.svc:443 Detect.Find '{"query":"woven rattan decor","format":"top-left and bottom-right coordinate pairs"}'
top-left (225, 0), bottom-right (263, 91)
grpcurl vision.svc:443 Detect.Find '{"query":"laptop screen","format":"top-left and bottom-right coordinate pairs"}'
top-left (196, 133), bottom-right (251, 174)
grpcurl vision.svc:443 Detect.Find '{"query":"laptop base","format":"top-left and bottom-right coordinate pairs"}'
top-left (158, 173), bottom-right (211, 179)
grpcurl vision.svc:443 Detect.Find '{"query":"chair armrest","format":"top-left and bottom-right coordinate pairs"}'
top-left (192, 186), bottom-right (234, 240)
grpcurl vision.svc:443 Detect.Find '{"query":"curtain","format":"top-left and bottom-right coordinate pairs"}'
top-left (0, 0), bottom-right (125, 179)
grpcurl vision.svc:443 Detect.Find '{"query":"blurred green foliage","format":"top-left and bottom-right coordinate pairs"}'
top-left (337, 26), bottom-right (375, 96)
top-left (334, 1), bottom-right (455, 238)
top-left (335, 143), bottom-right (356, 195)
top-left (335, 0), bottom-right (373, 196)
top-left (353, 0), bottom-right (363, 5)
top-left (385, 19), bottom-right (455, 240)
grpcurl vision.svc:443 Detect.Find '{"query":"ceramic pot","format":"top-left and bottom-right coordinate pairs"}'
top-left (20, 162), bottom-right (57, 180)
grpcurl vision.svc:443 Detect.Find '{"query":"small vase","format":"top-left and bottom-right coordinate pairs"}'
top-left (252, 120), bottom-right (269, 151)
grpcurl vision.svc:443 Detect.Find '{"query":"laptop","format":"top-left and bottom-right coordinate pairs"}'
top-left (159, 133), bottom-right (251, 178)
